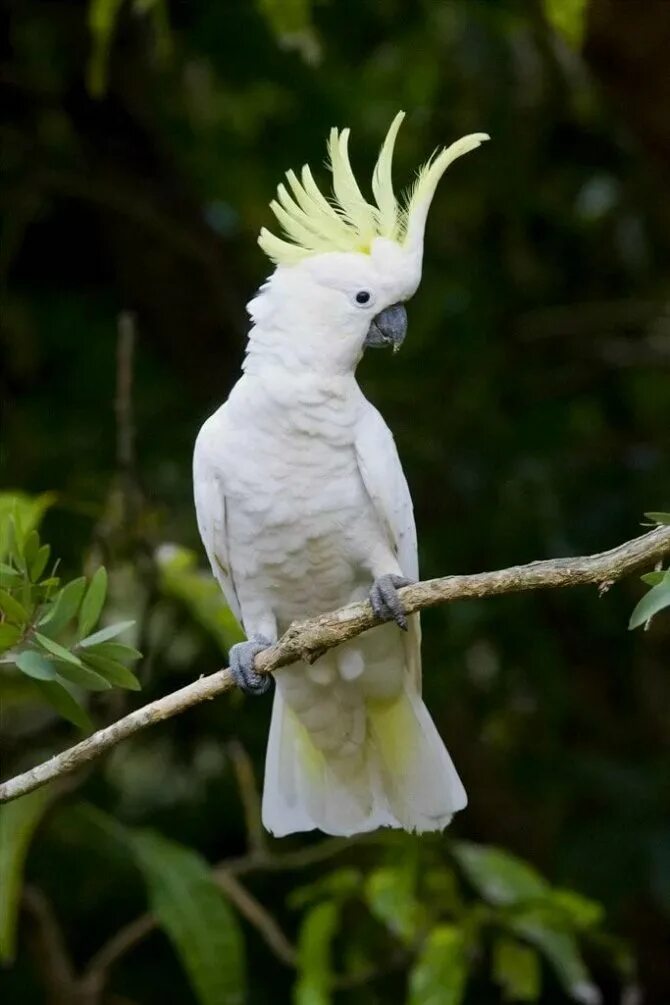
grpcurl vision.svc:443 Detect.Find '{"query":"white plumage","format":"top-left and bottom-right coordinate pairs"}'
top-left (193, 113), bottom-right (487, 836)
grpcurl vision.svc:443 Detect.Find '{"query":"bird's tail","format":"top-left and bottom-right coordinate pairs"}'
top-left (261, 668), bottom-right (466, 837)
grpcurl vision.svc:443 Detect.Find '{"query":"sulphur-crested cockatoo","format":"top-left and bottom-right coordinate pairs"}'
top-left (194, 112), bottom-right (488, 836)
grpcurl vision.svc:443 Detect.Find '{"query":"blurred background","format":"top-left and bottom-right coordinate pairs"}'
top-left (1, 1), bottom-right (670, 1003)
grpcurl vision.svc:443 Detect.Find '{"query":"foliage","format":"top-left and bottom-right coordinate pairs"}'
top-left (287, 840), bottom-right (623, 1004)
top-left (1, 0), bottom-right (669, 1002)
top-left (0, 783), bottom-right (627, 1005)
top-left (130, 830), bottom-right (246, 1005)
top-left (629, 513), bottom-right (670, 630)
top-left (0, 495), bottom-right (142, 729)
top-left (0, 787), bottom-right (55, 964)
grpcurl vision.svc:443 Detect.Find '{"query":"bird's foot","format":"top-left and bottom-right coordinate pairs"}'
top-left (229, 635), bottom-right (273, 695)
top-left (369, 574), bottom-right (413, 631)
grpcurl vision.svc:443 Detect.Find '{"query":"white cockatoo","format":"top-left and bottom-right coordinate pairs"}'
top-left (193, 112), bottom-right (488, 837)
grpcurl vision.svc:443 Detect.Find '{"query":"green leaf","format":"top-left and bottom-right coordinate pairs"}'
top-left (16, 650), bottom-right (58, 681)
top-left (0, 624), bottom-right (21, 653)
top-left (6, 516), bottom-right (24, 571)
top-left (364, 865), bottom-right (425, 944)
top-left (0, 563), bottom-right (22, 581)
top-left (84, 640), bottom-right (142, 662)
top-left (408, 925), bottom-right (468, 1005)
top-left (423, 867), bottom-right (464, 916)
top-left (509, 911), bottom-right (600, 1004)
top-left (87, 0), bottom-right (126, 95)
top-left (79, 620), bottom-right (135, 647)
top-left (294, 900), bottom-right (339, 1005)
top-left (290, 867), bottom-right (362, 909)
top-left (0, 492), bottom-right (54, 560)
top-left (34, 631), bottom-right (83, 666)
top-left (78, 567), bottom-right (108, 638)
top-left (452, 842), bottom-right (549, 907)
top-left (0, 787), bottom-right (55, 963)
top-left (33, 679), bottom-right (93, 731)
top-left (34, 632), bottom-right (110, 688)
top-left (644, 512), bottom-right (670, 525)
top-left (550, 889), bottom-right (604, 931)
top-left (82, 652), bottom-right (141, 690)
top-left (38, 577), bottom-right (87, 635)
top-left (55, 659), bottom-right (111, 691)
top-left (542, 0), bottom-right (586, 47)
top-left (640, 571), bottom-right (665, 586)
top-left (30, 544), bottom-right (51, 583)
top-left (493, 936), bottom-right (541, 1002)
top-left (629, 573), bottom-right (670, 629)
top-left (23, 530), bottom-right (39, 569)
top-left (130, 830), bottom-right (246, 1005)
top-left (0, 588), bottom-right (30, 625)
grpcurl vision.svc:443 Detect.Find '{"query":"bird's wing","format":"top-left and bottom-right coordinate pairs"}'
top-left (355, 402), bottom-right (419, 581)
top-left (354, 402), bottom-right (422, 687)
top-left (193, 414), bottom-right (243, 626)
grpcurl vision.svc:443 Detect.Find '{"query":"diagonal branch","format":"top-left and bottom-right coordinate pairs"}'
top-left (78, 838), bottom-right (353, 1001)
top-left (1, 525), bottom-right (668, 804)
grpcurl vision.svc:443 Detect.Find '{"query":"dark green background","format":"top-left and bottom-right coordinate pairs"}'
top-left (2, 0), bottom-right (669, 1002)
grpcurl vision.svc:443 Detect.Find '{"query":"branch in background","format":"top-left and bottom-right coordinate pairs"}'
top-left (115, 312), bottom-right (136, 478)
top-left (77, 916), bottom-right (155, 1005)
top-left (227, 740), bottom-right (267, 856)
top-left (214, 871), bottom-right (297, 966)
top-left (1, 525), bottom-right (669, 804)
top-left (22, 887), bottom-right (78, 1005)
top-left (76, 751), bottom-right (357, 1003)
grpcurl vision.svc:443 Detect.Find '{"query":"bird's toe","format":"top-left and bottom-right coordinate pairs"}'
top-left (229, 635), bottom-right (273, 695)
top-left (369, 574), bottom-right (412, 631)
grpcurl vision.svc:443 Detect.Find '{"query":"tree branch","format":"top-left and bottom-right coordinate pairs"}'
top-left (214, 871), bottom-right (297, 966)
top-left (1, 525), bottom-right (668, 804)
top-left (78, 837), bottom-right (353, 1001)
top-left (22, 886), bottom-right (78, 1005)
top-left (227, 740), bottom-right (267, 856)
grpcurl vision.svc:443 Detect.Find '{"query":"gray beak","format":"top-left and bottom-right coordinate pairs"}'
top-left (364, 303), bottom-right (407, 353)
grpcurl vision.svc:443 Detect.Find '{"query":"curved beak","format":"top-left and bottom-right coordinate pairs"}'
top-left (364, 303), bottom-right (407, 353)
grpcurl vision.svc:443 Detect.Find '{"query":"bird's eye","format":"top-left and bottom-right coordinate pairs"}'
top-left (355, 291), bottom-right (371, 305)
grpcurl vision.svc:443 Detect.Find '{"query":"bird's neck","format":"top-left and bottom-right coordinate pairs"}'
top-left (243, 322), bottom-right (362, 379)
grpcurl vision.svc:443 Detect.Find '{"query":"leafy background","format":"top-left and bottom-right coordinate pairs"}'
top-left (1, 0), bottom-right (669, 1003)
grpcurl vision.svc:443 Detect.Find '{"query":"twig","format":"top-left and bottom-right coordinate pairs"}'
top-left (1, 524), bottom-right (668, 804)
top-left (214, 871), bottom-right (297, 966)
top-left (77, 915), bottom-right (156, 1003)
top-left (225, 834), bottom-right (354, 877)
top-left (79, 834), bottom-right (353, 997)
top-left (227, 740), bottom-right (267, 856)
top-left (115, 312), bottom-right (136, 476)
top-left (76, 871), bottom-right (291, 1003)
top-left (79, 869), bottom-right (297, 1000)
top-left (22, 886), bottom-right (77, 1005)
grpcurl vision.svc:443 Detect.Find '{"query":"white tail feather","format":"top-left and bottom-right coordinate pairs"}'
top-left (262, 677), bottom-right (466, 838)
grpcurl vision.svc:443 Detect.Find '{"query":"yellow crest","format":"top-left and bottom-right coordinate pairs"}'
top-left (258, 112), bottom-right (489, 266)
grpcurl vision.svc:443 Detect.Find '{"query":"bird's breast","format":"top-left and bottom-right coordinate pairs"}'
top-left (222, 377), bottom-right (378, 621)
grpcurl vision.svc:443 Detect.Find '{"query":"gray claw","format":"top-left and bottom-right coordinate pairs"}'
top-left (369, 574), bottom-right (412, 631)
top-left (229, 635), bottom-right (273, 695)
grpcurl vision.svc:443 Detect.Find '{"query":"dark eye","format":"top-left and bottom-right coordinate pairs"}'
top-left (355, 291), bottom-right (371, 305)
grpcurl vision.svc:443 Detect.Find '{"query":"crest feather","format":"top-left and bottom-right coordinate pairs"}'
top-left (328, 127), bottom-right (377, 247)
top-left (257, 113), bottom-right (489, 266)
top-left (372, 110), bottom-right (405, 239)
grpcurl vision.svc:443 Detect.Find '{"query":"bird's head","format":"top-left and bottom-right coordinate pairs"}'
top-left (247, 113), bottom-right (488, 374)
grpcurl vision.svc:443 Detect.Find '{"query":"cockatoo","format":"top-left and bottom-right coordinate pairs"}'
top-left (194, 112), bottom-right (488, 836)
